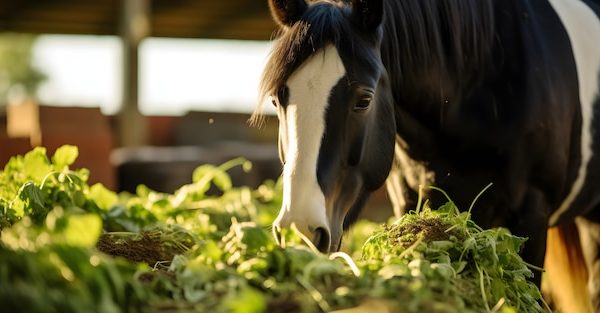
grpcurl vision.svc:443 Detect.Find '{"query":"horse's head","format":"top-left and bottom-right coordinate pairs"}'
top-left (256, 0), bottom-right (396, 252)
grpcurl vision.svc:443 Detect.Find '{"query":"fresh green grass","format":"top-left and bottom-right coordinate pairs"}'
top-left (0, 146), bottom-right (549, 313)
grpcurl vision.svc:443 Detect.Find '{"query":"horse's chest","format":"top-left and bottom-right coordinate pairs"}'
top-left (393, 133), bottom-right (517, 227)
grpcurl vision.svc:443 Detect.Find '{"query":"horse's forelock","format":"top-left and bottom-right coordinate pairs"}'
top-left (251, 2), bottom-right (352, 126)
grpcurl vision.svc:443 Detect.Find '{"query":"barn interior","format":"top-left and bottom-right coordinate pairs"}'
top-left (0, 0), bottom-right (392, 221)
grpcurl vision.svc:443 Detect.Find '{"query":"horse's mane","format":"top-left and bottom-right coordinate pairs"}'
top-left (382, 0), bottom-right (495, 87)
top-left (251, 0), bottom-right (495, 125)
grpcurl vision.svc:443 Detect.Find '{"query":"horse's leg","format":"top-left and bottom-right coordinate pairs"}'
top-left (544, 207), bottom-right (596, 313)
top-left (386, 136), bottom-right (434, 218)
top-left (575, 209), bottom-right (600, 312)
top-left (544, 222), bottom-right (590, 313)
top-left (385, 141), bottom-right (406, 218)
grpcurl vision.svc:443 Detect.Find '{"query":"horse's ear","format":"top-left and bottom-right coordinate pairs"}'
top-left (268, 0), bottom-right (308, 27)
top-left (351, 0), bottom-right (383, 32)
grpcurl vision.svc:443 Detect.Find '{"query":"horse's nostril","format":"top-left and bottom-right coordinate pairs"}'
top-left (313, 227), bottom-right (331, 253)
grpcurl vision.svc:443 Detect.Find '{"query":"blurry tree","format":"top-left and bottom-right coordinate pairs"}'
top-left (0, 33), bottom-right (46, 109)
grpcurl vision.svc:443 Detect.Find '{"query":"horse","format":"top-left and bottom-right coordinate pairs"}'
top-left (253, 0), bottom-right (600, 311)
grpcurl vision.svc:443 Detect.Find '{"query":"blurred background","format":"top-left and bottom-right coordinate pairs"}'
top-left (0, 0), bottom-right (390, 220)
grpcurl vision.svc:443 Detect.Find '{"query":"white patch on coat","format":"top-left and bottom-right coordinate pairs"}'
top-left (548, 0), bottom-right (600, 225)
top-left (273, 45), bottom-right (346, 238)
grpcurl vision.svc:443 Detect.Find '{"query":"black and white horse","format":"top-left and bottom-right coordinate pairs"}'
top-left (254, 0), bottom-right (600, 310)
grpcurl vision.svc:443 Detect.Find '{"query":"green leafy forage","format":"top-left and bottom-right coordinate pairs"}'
top-left (0, 146), bottom-right (549, 313)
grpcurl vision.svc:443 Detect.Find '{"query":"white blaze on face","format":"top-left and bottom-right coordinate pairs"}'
top-left (547, 0), bottom-right (600, 225)
top-left (273, 45), bottom-right (346, 238)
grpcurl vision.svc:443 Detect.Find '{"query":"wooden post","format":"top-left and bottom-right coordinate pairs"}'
top-left (118, 0), bottom-right (150, 147)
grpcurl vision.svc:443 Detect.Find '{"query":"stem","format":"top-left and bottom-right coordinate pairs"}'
top-left (330, 252), bottom-right (361, 277)
top-left (416, 184), bottom-right (424, 214)
top-left (428, 186), bottom-right (458, 214)
top-left (296, 274), bottom-right (331, 312)
top-left (468, 183), bottom-right (493, 215)
top-left (476, 263), bottom-right (491, 312)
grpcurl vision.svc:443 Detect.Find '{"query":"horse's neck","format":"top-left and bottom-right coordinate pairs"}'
top-left (380, 0), bottom-right (511, 156)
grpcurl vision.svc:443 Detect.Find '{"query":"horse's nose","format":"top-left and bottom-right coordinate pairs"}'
top-left (272, 217), bottom-right (331, 252)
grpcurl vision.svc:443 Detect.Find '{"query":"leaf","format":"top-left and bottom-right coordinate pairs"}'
top-left (452, 261), bottom-right (467, 274)
top-left (52, 145), bottom-right (79, 170)
top-left (183, 285), bottom-right (207, 303)
top-left (23, 147), bottom-right (52, 182)
top-left (201, 241), bottom-right (223, 263)
top-left (378, 264), bottom-right (410, 280)
top-left (430, 263), bottom-right (455, 279)
top-left (89, 183), bottom-right (118, 211)
top-left (19, 182), bottom-right (47, 221)
top-left (62, 214), bottom-right (102, 247)
top-left (20, 182), bottom-right (44, 209)
top-left (8, 197), bottom-right (25, 218)
top-left (237, 258), bottom-right (269, 275)
top-left (221, 287), bottom-right (266, 313)
top-left (304, 258), bottom-right (344, 280)
top-left (240, 226), bottom-right (273, 253)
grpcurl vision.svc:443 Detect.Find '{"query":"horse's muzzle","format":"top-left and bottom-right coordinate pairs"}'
top-left (272, 220), bottom-right (333, 253)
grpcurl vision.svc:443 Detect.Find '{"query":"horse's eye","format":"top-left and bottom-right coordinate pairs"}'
top-left (354, 97), bottom-right (372, 111)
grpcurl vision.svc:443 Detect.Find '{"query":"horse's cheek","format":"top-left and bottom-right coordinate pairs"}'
top-left (362, 103), bottom-right (396, 189)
